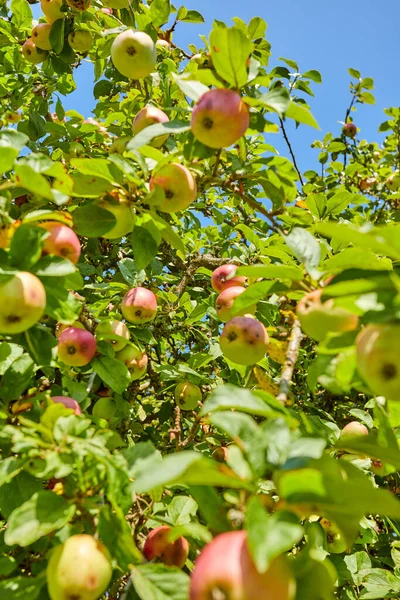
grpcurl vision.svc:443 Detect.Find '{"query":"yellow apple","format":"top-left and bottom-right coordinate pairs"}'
top-left (111, 30), bottom-right (156, 79)
top-left (31, 23), bottom-right (53, 51)
top-left (0, 272), bottom-right (46, 334)
top-left (149, 163), bottom-right (197, 213)
top-left (22, 39), bottom-right (48, 65)
top-left (68, 30), bottom-right (93, 53)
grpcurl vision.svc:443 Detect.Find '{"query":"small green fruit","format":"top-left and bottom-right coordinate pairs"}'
top-left (68, 30), bottom-right (93, 53)
top-left (174, 382), bottom-right (202, 410)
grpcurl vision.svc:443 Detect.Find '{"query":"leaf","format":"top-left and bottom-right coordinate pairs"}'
top-left (70, 173), bottom-right (113, 197)
top-left (283, 227), bottom-right (321, 278)
top-left (118, 257), bottom-right (146, 286)
top-left (49, 18), bottom-right (65, 54)
top-left (131, 226), bottom-right (160, 270)
top-left (0, 575), bottom-right (46, 600)
top-left (70, 158), bottom-right (121, 185)
top-left (0, 353), bottom-right (34, 402)
top-left (200, 384), bottom-right (273, 417)
top-left (9, 224), bottom-right (45, 270)
top-left (209, 25), bottom-right (253, 89)
top-left (92, 356), bottom-right (131, 394)
top-left (98, 505), bottom-right (142, 570)
top-left (0, 471), bottom-right (42, 519)
top-left (181, 10), bottom-right (204, 23)
top-left (322, 248), bottom-right (392, 272)
top-left (251, 88), bottom-right (291, 116)
top-left (24, 325), bottom-right (57, 366)
top-left (130, 564), bottom-right (190, 600)
top-left (188, 486), bottom-right (230, 534)
top-left (15, 164), bottom-right (54, 200)
top-left (128, 119), bottom-right (190, 150)
top-left (248, 16), bottom-right (267, 39)
top-left (5, 491), bottom-right (75, 546)
top-left (73, 203), bottom-right (116, 237)
top-left (32, 255), bottom-right (77, 277)
top-left (285, 102), bottom-right (320, 129)
top-left (11, 0), bottom-right (32, 28)
top-left (236, 263), bottom-right (303, 280)
top-left (230, 281), bottom-right (277, 315)
top-left (303, 69), bottom-right (322, 83)
top-left (0, 146), bottom-right (18, 174)
top-left (316, 223), bottom-right (400, 261)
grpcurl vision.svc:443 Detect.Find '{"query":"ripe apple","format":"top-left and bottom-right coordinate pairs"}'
top-left (47, 534), bottom-right (112, 600)
top-left (92, 397), bottom-right (116, 421)
top-left (102, 0), bottom-right (128, 7)
top-left (212, 446), bottom-right (228, 462)
top-left (66, 0), bottom-right (91, 10)
top-left (97, 198), bottom-right (134, 239)
top-left (116, 344), bottom-right (148, 380)
top-left (174, 382), bottom-right (202, 410)
top-left (190, 530), bottom-right (296, 600)
top-left (191, 89), bottom-right (250, 149)
top-left (51, 396), bottom-right (82, 415)
top-left (319, 518), bottom-right (347, 554)
top-left (111, 30), bottom-right (156, 79)
top-left (96, 319), bottom-right (130, 352)
top-left (386, 172), bottom-right (400, 191)
top-left (356, 323), bottom-right (400, 400)
top-left (58, 326), bottom-right (96, 367)
top-left (40, 221), bottom-right (81, 264)
top-left (143, 526), bottom-right (189, 569)
top-left (211, 264), bottom-right (246, 293)
top-left (296, 289), bottom-right (359, 341)
top-left (341, 421), bottom-right (368, 438)
top-left (56, 321), bottom-right (86, 337)
top-left (132, 106), bottom-right (169, 147)
top-left (121, 287), bottom-right (157, 325)
top-left (342, 122), bottom-right (357, 138)
top-left (0, 272), bottom-right (46, 334)
top-left (31, 23), bottom-right (52, 51)
top-left (216, 286), bottom-right (255, 322)
top-left (41, 0), bottom-right (64, 21)
top-left (220, 316), bottom-right (269, 366)
top-left (22, 39), bottom-right (48, 64)
top-left (359, 178), bottom-right (377, 192)
top-left (68, 30), bottom-right (93, 53)
top-left (149, 163), bottom-right (197, 213)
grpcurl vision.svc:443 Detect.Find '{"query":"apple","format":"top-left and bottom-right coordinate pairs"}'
top-left (190, 530), bottom-right (296, 600)
top-left (356, 323), bottom-right (400, 400)
top-left (111, 30), bottom-right (156, 80)
top-left (102, 0), bottom-right (128, 7)
top-left (386, 172), bottom-right (400, 191)
top-left (92, 397), bottom-right (116, 421)
top-left (212, 447), bottom-right (228, 462)
top-left (68, 141), bottom-right (85, 157)
top-left (22, 39), bottom-right (48, 65)
top-left (191, 89), bottom-right (250, 149)
top-left (51, 396), bottom-right (82, 415)
top-left (149, 163), bottom-right (197, 213)
top-left (156, 39), bottom-right (171, 49)
top-left (359, 178), bottom-right (377, 192)
top-left (97, 198), bottom-right (134, 239)
top-left (109, 136), bottom-right (130, 154)
top-left (56, 321), bottom-right (86, 337)
top-left (58, 326), bottom-right (97, 367)
top-left (220, 316), bottom-right (269, 366)
top-left (5, 111), bottom-right (22, 124)
top-left (66, 0), bottom-right (91, 10)
top-left (211, 264), bottom-right (246, 293)
top-left (47, 534), bottom-right (112, 600)
top-left (41, 0), bottom-right (65, 22)
top-left (143, 526), bottom-right (189, 568)
top-left (40, 221), bottom-right (81, 264)
top-left (116, 344), bottom-right (148, 380)
top-left (0, 272), bottom-right (46, 334)
top-left (319, 518), bottom-right (347, 554)
top-left (296, 289), bottom-right (359, 341)
top-left (216, 286), bottom-right (255, 322)
top-left (96, 319), bottom-right (130, 352)
top-left (132, 106), bottom-right (169, 148)
top-left (121, 287), bottom-right (157, 325)
top-left (31, 23), bottom-right (53, 51)
top-left (341, 421), bottom-right (368, 438)
top-left (174, 382), bottom-right (202, 410)
top-left (68, 30), bottom-right (93, 53)
top-left (101, 6), bottom-right (113, 14)
top-left (342, 122), bottom-right (357, 138)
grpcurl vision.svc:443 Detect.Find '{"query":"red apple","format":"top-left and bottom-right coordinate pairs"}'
top-left (56, 321), bottom-right (86, 338)
top-left (116, 344), bottom-right (148, 380)
top-left (211, 264), bottom-right (246, 293)
top-left (215, 286), bottom-right (255, 322)
top-left (174, 382), bottom-right (202, 410)
top-left (121, 287), bottom-right (157, 325)
top-left (0, 272), bottom-right (46, 334)
top-left (58, 327), bottom-right (96, 367)
top-left (150, 163), bottom-right (197, 213)
top-left (96, 319), bottom-right (130, 352)
top-left (51, 396), bottom-right (82, 415)
top-left (190, 530), bottom-right (296, 600)
top-left (220, 316), bottom-right (269, 366)
top-left (342, 122), bottom-right (357, 138)
top-left (341, 421), bottom-right (368, 438)
top-left (143, 525), bottom-right (189, 569)
top-left (40, 221), bottom-right (81, 264)
top-left (132, 106), bottom-right (169, 147)
top-left (191, 89), bottom-right (250, 149)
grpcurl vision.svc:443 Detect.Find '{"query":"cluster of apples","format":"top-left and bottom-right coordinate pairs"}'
top-left (211, 264), bottom-right (269, 366)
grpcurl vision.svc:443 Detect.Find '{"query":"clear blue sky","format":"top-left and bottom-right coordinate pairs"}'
top-left (35, 0), bottom-right (400, 172)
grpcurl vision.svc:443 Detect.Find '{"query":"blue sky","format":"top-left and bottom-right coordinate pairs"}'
top-left (34, 0), bottom-right (400, 172)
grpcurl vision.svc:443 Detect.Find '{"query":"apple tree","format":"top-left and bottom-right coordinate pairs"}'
top-left (1, 1), bottom-right (400, 599)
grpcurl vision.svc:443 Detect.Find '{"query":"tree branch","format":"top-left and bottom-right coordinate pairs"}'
top-left (276, 318), bottom-right (303, 405)
top-left (279, 118), bottom-right (304, 187)
top-left (179, 414), bottom-right (202, 449)
top-left (174, 254), bottom-right (229, 298)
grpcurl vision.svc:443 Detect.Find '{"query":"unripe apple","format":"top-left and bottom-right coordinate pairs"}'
top-left (319, 518), bottom-right (347, 554)
top-left (115, 344), bottom-right (148, 380)
top-left (149, 163), bottom-right (197, 213)
top-left (341, 421), bottom-right (368, 438)
top-left (111, 30), bottom-right (156, 79)
top-left (0, 272), bottom-right (46, 334)
top-left (386, 172), bottom-right (400, 191)
top-left (175, 381), bottom-right (202, 410)
top-left (31, 23), bottom-right (52, 51)
top-left (109, 136), bottom-right (130, 154)
top-left (220, 316), bottom-right (269, 366)
top-left (5, 111), bottom-right (22, 124)
top-left (66, 0), bottom-right (91, 10)
top-left (121, 287), bottom-right (157, 325)
top-left (92, 396), bottom-right (116, 420)
top-left (102, 0), bottom-right (128, 7)
top-left (296, 289), bottom-right (358, 341)
top-left (68, 30), bottom-right (93, 53)
top-left (47, 534), bottom-right (112, 600)
top-left (191, 89), bottom-right (250, 149)
top-left (97, 198), bottom-right (134, 239)
top-left (211, 264), bottom-right (246, 293)
top-left (156, 39), bottom-right (171, 49)
top-left (22, 39), bottom-right (48, 64)
top-left (356, 323), bottom-right (400, 400)
top-left (132, 106), bottom-right (169, 148)
top-left (58, 326), bottom-right (96, 367)
top-left (190, 530), bottom-right (296, 600)
top-left (41, 0), bottom-right (64, 22)
top-left (143, 526), bottom-right (189, 569)
top-left (342, 122), bottom-right (357, 138)
top-left (96, 319), bottom-right (130, 352)
top-left (56, 321), bottom-right (86, 337)
top-left (51, 396), bottom-right (82, 415)
top-left (215, 286), bottom-right (255, 322)
top-left (40, 221), bottom-right (81, 264)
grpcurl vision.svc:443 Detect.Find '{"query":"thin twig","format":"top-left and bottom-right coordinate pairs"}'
top-left (179, 414), bottom-right (202, 449)
top-left (276, 318), bottom-right (303, 405)
top-left (174, 254), bottom-right (228, 298)
top-left (225, 182), bottom-right (282, 232)
top-left (279, 118), bottom-right (304, 187)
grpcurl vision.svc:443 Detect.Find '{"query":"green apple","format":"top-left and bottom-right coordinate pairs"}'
top-left (121, 287), bottom-right (157, 325)
top-left (174, 382), bottom-right (202, 410)
top-left (386, 172), bottom-right (400, 191)
top-left (297, 289), bottom-right (359, 341)
top-left (97, 198), bottom-right (134, 239)
top-left (66, 0), bottom-right (91, 10)
top-left (0, 272), bottom-right (46, 334)
top-left (40, 221), bottom-right (81, 264)
top-left (320, 518), bottom-right (347, 553)
top-left (96, 319), bottom-right (130, 352)
top-left (41, 0), bottom-right (64, 22)
top-left (132, 105), bottom-right (169, 147)
top-left (92, 397), bottom-right (116, 421)
top-left (111, 30), bottom-right (156, 79)
top-left (68, 30), bottom-right (93, 53)
top-left (216, 286), bottom-right (255, 322)
top-left (116, 344), bottom-right (148, 380)
top-left (220, 316), bottom-right (269, 366)
top-left (31, 23), bottom-right (52, 51)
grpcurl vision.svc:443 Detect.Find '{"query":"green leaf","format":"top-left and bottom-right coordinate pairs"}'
top-left (71, 173), bottom-right (113, 197)
top-left (303, 69), bottom-right (322, 83)
top-left (92, 356), bottom-right (131, 394)
top-left (325, 191), bottom-right (361, 216)
top-left (200, 384), bottom-right (273, 417)
top-left (248, 16), bottom-right (267, 39)
top-left (0, 353), bottom-right (34, 402)
top-left (131, 225), bottom-right (160, 270)
top-left (322, 248), bottom-right (392, 272)
top-left (11, 0), bottom-right (32, 28)
top-left (251, 88), bottom-right (291, 116)
top-left (283, 227), bottom-right (321, 278)
top-left (0, 146), bottom-right (18, 174)
top-left (128, 119), bottom-right (190, 150)
top-left (230, 281), bottom-right (277, 315)
top-left (209, 25), bottom-right (253, 88)
top-left (180, 10), bottom-right (204, 23)
top-left (24, 325), bottom-right (57, 367)
top-left (236, 263), bottom-right (303, 280)
top-left (188, 486), bottom-right (230, 534)
top-left (149, 0), bottom-right (170, 27)
top-left (130, 564), bottom-right (190, 600)
top-left (118, 257), bottom-right (146, 286)
top-left (0, 575), bottom-right (46, 600)
top-left (73, 203), bottom-right (116, 237)
top-left (49, 19), bottom-right (65, 54)
top-left (70, 158), bottom-right (121, 185)
top-left (316, 223), bottom-right (400, 261)
top-left (32, 255), bottom-right (77, 277)
top-left (98, 505), bottom-right (142, 570)
top-left (9, 224), bottom-right (45, 270)
top-left (5, 491), bottom-right (75, 546)
top-left (0, 472), bottom-right (42, 519)
top-left (285, 102), bottom-right (320, 129)
top-left (15, 164), bottom-right (54, 200)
